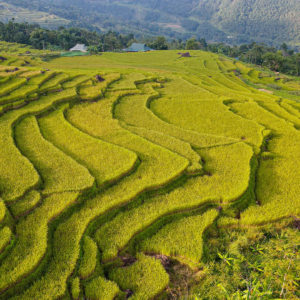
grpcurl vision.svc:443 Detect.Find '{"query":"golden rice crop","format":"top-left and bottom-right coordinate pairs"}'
top-left (279, 100), bottom-right (300, 118)
top-left (62, 75), bottom-right (89, 89)
top-left (15, 116), bottom-right (94, 195)
top-left (204, 55), bottom-right (221, 72)
top-left (3, 48), bottom-right (300, 299)
top-left (28, 71), bottom-right (56, 86)
top-left (8, 135), bottom-right (189, 299)
top-left (19, 70), bottom-right (43, 78)
top-left (123, 124), bottom-right (203, 174)
top-left (39, 73), bottom-right (69, 92)
top-left (95, 143), bottom-right (253, 261)
top-left (241, 132), bottom-right (300, 224)
top-left (0, 192), bottom-right (79, 294)
top-left (0, 227), bottom-right (11, 254)
top-left (0, 88), bottom-right (78, 202)
top-left (38, 105), bottom-right (138, 187)
top-left (109, 253), bottom-right (169, 300)
top-left (229, 101), bottom-right (293, 132)
top-left (258, 101), bottom-right (300, 129)
top-left (0, 84), bottom-right (39, 105)
top-left (9, 190), bottom-right (41, 218)
top-left (159, 75), bottom-right (205, 95)
top-left (78, 236), bottom-right (98, 279)
top-left (140, 209), bottom-right (218, 267)
top-left (0, 198), bottom-right (5, 223)
top-left (85, 276), bottom-right (120, 300)
top-left (71, 277), bottom-right (80, 300)
top-left (109, 91), bottom-right (236, 148)
top-left (79, 73), bottom-right (120, 100)
top-left (0, 77), bottom-right (27, 96)
top-left (209, 73), bottom-right (251, 93)
top-left (109, 72), bottom-right (145, 90)
top-left (150, 97), bottom-right (264, 149)
top-left (67, 90), bottom-right (190, 196)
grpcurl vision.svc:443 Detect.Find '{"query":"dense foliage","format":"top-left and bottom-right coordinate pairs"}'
top-left (0, 20), bottom-right (136, 51)
top-left (2, 0), bottom-right (300, 45)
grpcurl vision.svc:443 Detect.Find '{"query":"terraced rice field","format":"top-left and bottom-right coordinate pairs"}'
top-left (0, 48), bottom-right (300, 299)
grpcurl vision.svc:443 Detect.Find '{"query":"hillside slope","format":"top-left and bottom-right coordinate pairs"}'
top-left (2, 0), bottom-right (300, 45)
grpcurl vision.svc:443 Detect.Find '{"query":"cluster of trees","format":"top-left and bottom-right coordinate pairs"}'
top-left (201, 41), bottom-right (300, 76)
top-left (1, 0), bottom-right (188, 41)
top-left (0, 20), bottom-right (138, 51)
top-left (6, 0), bottom-right (300, 46)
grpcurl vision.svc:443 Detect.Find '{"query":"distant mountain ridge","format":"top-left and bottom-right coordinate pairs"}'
top-left (3, 0), bottom-right (300, 46)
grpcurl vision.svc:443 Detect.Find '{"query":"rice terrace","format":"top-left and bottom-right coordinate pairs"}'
top-left (0, 42), bottom-right (300, 300)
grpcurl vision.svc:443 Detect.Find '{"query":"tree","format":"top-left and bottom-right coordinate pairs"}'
top-left (150, 36), bottom-right (168, 50)
top-left (185, 38), bottom-right (200, 50)
top-left (263, 52), bottom-right (284, 71)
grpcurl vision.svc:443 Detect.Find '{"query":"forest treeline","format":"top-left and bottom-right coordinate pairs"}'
top-left (184, 38), bottom-right (300, 76)
top-left (1, 20), bottom-right (300, 76)
top-left (2, 0), bottom-right (300, 46)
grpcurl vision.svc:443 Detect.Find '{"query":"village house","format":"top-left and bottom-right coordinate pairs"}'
top-left (123, 43), bottom-right (153, 52)
top-left (69, 44), bottom-right (88, 52)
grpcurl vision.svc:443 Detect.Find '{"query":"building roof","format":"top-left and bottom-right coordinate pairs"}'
top-left (124, 43), bottom-right (153, 52)
top-left (70, 44), bottom-right (88, 52)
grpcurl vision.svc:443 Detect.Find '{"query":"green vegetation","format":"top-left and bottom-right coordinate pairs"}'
top-left (0, 77), bottom-right (27, 96)
top-left (9, 190), bottom-right (41, 218)
top-left (140, 209), bottom-right (219, 267)
top-left (38, 105), bottom-right (138, 187)
top-left (70, 277), bottom-right (80, 300)
top-left (109, 254), bottom-right (169, 300)
top-left (15, 116), bottom-right (94, 195)
top-left (95, 143), bottom-right (253, 262)
top-left (0, 199), bottom-right (5, 223)
top-left (1, 45), bottom-right (300, 300)
top-left (0, 227), bottom-right (11, 254)
top-left (0, 192), bottom-right (79, 294)
top-left (78, 236), bottom-right (98, 279)
top-left (2, 0), bottom-right (300, 46)
top-left (85, 276), bottom-right (119, 300)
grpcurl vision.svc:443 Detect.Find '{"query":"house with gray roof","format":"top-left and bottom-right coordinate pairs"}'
top-left (123, 43), bottom-right (153, 52)
top-left (69, 44), bottom-right (88, 52)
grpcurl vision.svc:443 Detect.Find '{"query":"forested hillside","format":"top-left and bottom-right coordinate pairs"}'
top-left (2, 0), bottom-right (300, 46)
